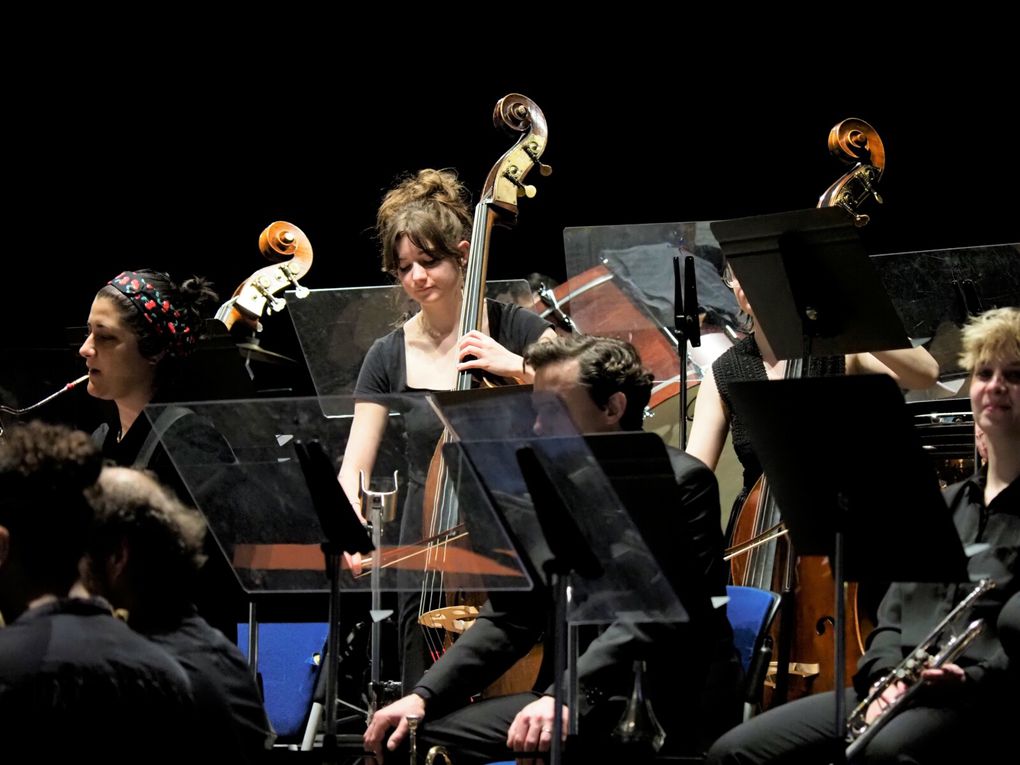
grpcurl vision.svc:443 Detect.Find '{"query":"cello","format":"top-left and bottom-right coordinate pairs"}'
top-left (411, 94), bottom-right (552, 694)
top-left (726, 119), bottom-right (885, 704)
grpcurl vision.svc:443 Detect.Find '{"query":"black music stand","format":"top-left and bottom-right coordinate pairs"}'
top-left (711, 207), bottom-right (910, 361)
top-left (728, 375), bottom-right (969, 760)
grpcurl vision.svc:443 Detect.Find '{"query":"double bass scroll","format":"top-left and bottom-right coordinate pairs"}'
top-left (215, 221), bottom-right (313, 332)
top-left (817, 118), bottom-right (885, 226)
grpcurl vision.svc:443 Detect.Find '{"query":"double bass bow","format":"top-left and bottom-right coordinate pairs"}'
top-left (725, 118), bottom-right (885, 705)
top-left (416, 94), bottom-right (551, 692)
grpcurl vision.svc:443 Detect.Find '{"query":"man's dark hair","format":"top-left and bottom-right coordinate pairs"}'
top-left (524, 335), bottom-right (653, 430)
top-left (0, 421), bottom-right (102, 593)
top-left (85, 468), bottom-right (207, 608)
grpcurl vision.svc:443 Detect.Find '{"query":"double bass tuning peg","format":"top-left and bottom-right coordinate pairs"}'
top-left (525, 143), bottom-right (553, 177)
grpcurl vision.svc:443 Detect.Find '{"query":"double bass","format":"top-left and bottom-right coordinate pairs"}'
top-left (726, 119), bottom-right (885, 704)
top-left (414, 94), bottom-right (552, 694)
top-left (214, 220), bottom-right (313, 333)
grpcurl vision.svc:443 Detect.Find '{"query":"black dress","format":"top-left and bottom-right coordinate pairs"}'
top-left (353, 300), bottom-right (551, 690)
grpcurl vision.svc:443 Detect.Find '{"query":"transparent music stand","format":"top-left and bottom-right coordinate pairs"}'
top-left (431, 386), bottom-right (696, 763)
top-left (286, 280), bottom-right (535, 397)
top-left (146, 393), bottom-right (535, 756)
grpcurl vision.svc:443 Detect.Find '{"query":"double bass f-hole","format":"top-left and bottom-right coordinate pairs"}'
top-left (215, 221), bottom-right (313, 332)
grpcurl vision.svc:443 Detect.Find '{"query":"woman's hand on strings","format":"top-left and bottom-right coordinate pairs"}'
top-left (457, 330), bottom-right (525, 381)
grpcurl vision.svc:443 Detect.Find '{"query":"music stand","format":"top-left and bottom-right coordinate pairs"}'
top-left (432, 387), bottom-right (694, 763)
top-left (727, 375), bottom-right (969, 758)
top-left (711, 207), bottom-right (911, 361)
top-left (145, 393), bottom-right (535, 754)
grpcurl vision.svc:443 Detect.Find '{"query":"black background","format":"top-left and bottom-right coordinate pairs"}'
top-left (5, 38), bottom-right (1017, 352)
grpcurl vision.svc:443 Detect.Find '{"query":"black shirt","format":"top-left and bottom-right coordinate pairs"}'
top-left (0, 597), bottom-right (196, 759)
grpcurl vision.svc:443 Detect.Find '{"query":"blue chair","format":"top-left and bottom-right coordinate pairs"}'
top-left (238, 621), bottom-right (329, 745)
top-left (725, 585), bottom-right (781, 721)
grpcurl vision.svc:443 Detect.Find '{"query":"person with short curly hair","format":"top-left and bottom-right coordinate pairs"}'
top-left (0, 422), bottom-right (196, 758)
top-left (82, 467), bottom-right (273, 761)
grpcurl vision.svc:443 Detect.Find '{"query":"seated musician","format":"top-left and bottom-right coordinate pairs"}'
top-left (80, 466), bottom-right (273, 762)
top-left (706, 306), bottom-right (1020, 764)
top-left (338, 168), bottom-right (556, 692)
top-left (0, 422), bottom-right (197, 758)
top-left (364, 335), bottom-right (741, 763)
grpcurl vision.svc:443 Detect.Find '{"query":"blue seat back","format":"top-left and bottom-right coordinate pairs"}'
top-left (725, 585), bottom-right (780, 674)
top-left (238, 622), bottom-right (328, 739)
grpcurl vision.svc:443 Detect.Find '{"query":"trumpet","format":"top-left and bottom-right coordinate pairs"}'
top-left (845, 578), bottom-right (995, 759)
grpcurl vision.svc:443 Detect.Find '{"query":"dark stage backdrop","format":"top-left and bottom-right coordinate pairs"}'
top-left (4, 61), bottom-right (1017, 354)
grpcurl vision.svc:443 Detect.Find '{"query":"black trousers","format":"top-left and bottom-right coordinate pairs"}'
top-left (706, 686), bottom-right (1008, 765)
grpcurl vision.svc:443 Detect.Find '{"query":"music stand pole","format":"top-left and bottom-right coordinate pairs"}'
top-left (360, 471), bottom-right (398, 714)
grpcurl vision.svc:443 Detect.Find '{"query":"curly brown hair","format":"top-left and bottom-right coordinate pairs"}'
top-left (85, 467), bottom-right (207, 608)
top-left (376, 168), bottom-right (473, 275)
top-left (524, 336), bottom-right (654, 431)
top-left (0, 421), bottom-right (101, 594)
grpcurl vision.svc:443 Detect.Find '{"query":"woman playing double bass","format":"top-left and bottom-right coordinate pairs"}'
top-left (338, 168), bottom-right (555, 690)
top-left (685, 261), bottom-right (940, 701)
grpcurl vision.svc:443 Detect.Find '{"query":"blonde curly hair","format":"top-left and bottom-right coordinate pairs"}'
top-left (958, 307), bottom-right (1020, 372)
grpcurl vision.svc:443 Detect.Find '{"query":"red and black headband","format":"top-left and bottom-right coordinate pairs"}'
top-left (107, 271), bottom-right (197, 358)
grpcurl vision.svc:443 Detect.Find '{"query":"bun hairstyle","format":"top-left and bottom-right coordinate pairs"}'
top-left (376, 169), bottom-right (473, 275)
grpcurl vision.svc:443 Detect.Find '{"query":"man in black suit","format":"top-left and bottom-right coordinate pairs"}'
top-left (364, 336), bottom-right (740, 763)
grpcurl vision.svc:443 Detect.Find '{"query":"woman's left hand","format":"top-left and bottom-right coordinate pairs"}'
top-left (457, 330), bottom-right (526, 381)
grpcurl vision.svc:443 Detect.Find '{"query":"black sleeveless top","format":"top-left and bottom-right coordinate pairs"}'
top-left (712, 334), bottom-right (845, 492)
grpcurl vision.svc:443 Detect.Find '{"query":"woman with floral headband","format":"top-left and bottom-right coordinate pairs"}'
top-left (79, 269), bottom-right (218, 469)
top-left (78, 270), bottom-right (240, 638)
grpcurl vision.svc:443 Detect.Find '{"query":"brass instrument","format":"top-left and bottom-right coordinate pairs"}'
top-left (406, 714), bottom-right (421, 765)
top-left (845, 578), bottom-right (995, 759)
top-left (425, 746), bottom-right (453, 765)
top-left (612, 660), bottom-right (665, 754)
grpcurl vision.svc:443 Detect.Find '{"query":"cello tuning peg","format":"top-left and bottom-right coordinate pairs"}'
top-left (520, 184), bottom-right (537, 199)
top-left (538, 160), bottom-right (553, 177)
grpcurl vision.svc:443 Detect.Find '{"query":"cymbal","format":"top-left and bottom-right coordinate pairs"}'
top-left (235, 342), bottom-right (298, 366)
